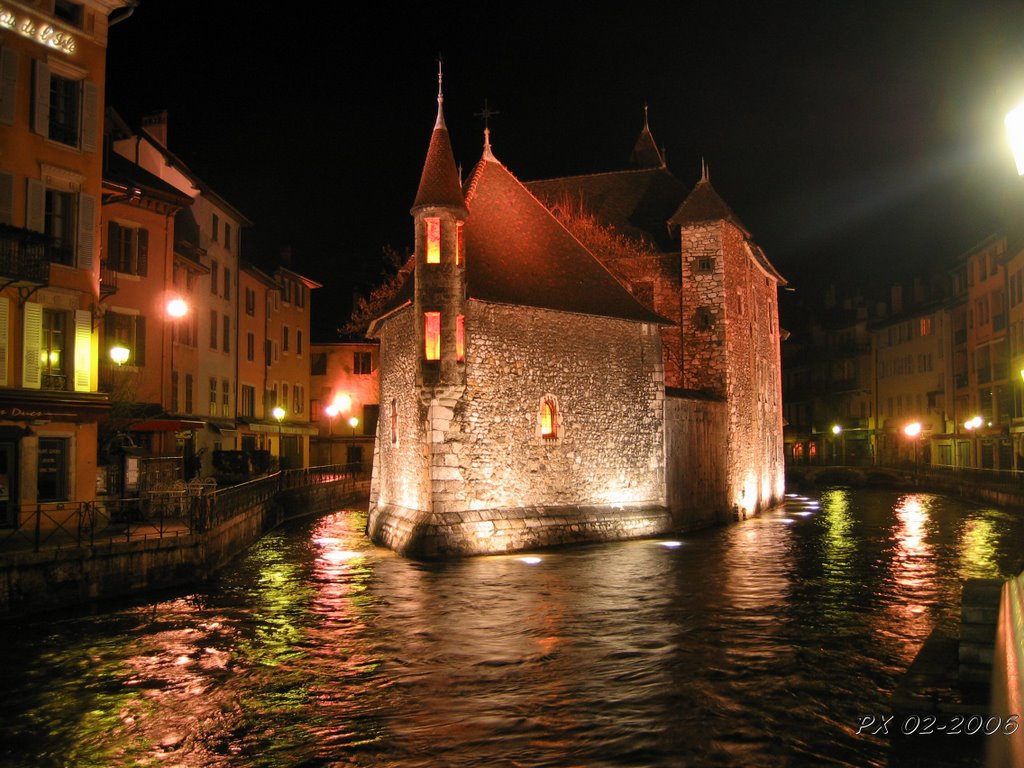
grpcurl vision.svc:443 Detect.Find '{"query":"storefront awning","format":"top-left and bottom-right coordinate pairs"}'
top-left (129, 419), bottom-right (206, 432)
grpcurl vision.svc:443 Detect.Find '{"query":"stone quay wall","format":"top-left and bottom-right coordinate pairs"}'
top-left (0, 476), bottom-right (369, 618)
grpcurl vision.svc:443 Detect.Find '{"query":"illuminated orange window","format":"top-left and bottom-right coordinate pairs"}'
top-left (425, 218), bottom-right (440, 264)
top-left (455, 222), bottom-right (464, 266)
top-left (424, 312), bottom-right (441, 360)
top-left (540, 399), bottom-right (557, 439)
top-left (456, 314), bottom-right (465, 361)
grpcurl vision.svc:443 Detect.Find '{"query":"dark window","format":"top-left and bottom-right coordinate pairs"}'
top-left (48, 73), bottom-right (80, 147)
top-left (224, 222), bottom-right (232, 252)
top-left (210, 261), bottom-right (218, 294)
top-left (283, 326), bottom-right (289, 353)
top-left (223, 315), bottom-right (230, 353)
top-left (54, 0), bottom-right (83, 27)
top-left (104, 312), bottom-right (145, 366)
top-left (311, 353), bottom-right (327, 376)
top-left (211, 213), bottom-right (219, 242)
top-left (696, 307), bottom-right (714, 330)
top-left (241, 385), bottom-right (255, 417)
top-left (697, 257), bottom-right (715, 272)
top-left (224, 268), bottom-right (231, 300)
top-left (185, 373), bottom-right (193, 413)
top-left (107, 222), bottom-right (148, 275)
top-left (354, 351), bottom-right (372, 374)
top-left (246, 332), bottom-right (254, 362)
top-left (245, 287), bottom-right (255, 316)
top-left (209, 377), bottom-right (218, 416)
top-left (37, 438), bottom-right (69, 502)
top-left (210, 309), bottom-right (217, 349)
top-left (44, 190), bottom-right (75, 265)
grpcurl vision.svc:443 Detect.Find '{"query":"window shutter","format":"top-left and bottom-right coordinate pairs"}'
top-left (0, 297), bottom-right (9, 386)
top-left (80, 81), bottom-right (99, 152)
top-left (107, 221), bottom-right (120, 269)
top-left (136, 316), bottom-right (146, 366)
top-left (137, 228), bottom-right (148, 275)
top-left (26, 178), bottom-right (44, 232)
top-left (73, 309), bottom-right (90, 392)
top-left (0, 47), bottom-right (18, 126)
top-left (0, 171), bottom-right (12, 226)
top-left (31, 59), bottom-right (49, 136)
top-left (77, 192), bottom-right (95, 270)
top-left (22, 302), bottom-right (41, 388)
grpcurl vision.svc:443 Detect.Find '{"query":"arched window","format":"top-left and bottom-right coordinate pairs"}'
top-left (539, 396), bottom-right (559, 440)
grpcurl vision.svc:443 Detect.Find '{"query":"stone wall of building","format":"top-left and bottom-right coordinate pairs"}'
top-left (719, 224), bottom-right (786, 516)
top-left (680, 222), bottom-right (728, 395)
top-left (448, 301), bottom-right (666, 513)
top-left (369, 310), bottom-right (430, 516)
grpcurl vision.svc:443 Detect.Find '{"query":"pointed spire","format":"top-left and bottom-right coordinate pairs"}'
top-left (475, 99), bottom-right (499, 162)
top-left (630, 104), bottom-right (665, 169)
top-left (434, 56), bottom-right (446, 129)
top-left (412, 62), bottom-right (467, 214)
top-left (700, 157), bottom-right (709, 183)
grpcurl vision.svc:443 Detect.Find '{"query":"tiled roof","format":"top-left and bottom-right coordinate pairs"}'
top-left (630, 125), bottom-right (665, 169)
top-left (461, 156), bottom-right (667, 324)
top-left (526, 167), bottom-right (687, 250)
top-left (412, 105), bottom-right (467, 215)
top-left (668, 177), bottom-right (749, 234)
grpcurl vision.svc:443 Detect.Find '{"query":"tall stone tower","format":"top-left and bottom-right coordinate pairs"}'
top-left (412, 69), bottom-right (468, 397)
top-left (671, 165), bottom-right (786, 516)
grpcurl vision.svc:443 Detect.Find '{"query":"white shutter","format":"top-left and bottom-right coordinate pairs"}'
top-left (80, 81), bottom-right (99, 152)
top-left (0, 172), bottom-right (13, 226)
top-left (22, 302), bottom-right (41, 389)
top-left (0, 47), bottom-right (18, 126)
top-left (31, 59), bottom-right (49, 137)
top-left (77, 192), bottom-right (95, 270)
top-left (26, 178), bottom-right (44, 232)
top-left (73, 309), bottom-right (91, 392)
top-left (0, 297), bottom-right (10, 386)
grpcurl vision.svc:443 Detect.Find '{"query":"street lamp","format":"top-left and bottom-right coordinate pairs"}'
top-left (348, 415), bottom-right (359, 436)
top-left (904, 421), bottom-right (922, 479)
top-left (166, 297), bottom-right (189, 416)
top-left (110, 345), bottom-right (130, 366)
top-left (1006, 102), bottom-right (1024, 176)
top-left (273, 406), bottom-right (286, 469)
top-left (831, 424), bottom-right (843, 465)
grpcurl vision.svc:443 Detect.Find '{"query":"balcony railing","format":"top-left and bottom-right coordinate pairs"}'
top-left (99, 261), bottom-right (118, 297)
top-left (0, 224), bottom-right (51, 284)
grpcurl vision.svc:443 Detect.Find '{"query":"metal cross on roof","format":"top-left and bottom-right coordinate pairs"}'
top-left (474, 99), bottom-right (500, 129)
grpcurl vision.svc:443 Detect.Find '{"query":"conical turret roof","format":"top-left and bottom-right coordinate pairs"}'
top-left (411, 93), bottom-right (467, 216)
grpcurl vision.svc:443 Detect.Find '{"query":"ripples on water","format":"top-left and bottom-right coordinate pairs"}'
top-left (1, 489), bottom-right (1022, 767)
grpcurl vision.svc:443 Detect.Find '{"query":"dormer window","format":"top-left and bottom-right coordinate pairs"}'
top-left (426, 218), bottom-right (440, 264)
top-left (424, 312), bottom-right (440, 360)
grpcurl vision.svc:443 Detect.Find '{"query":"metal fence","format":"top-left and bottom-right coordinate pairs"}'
top-left (0, 463), bottom-right (367, 554)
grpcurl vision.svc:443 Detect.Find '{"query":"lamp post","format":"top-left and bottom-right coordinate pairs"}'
top-left (166, 297), bottom-right (188, 412)
top-left (904, 421), bottom-right (922, 481)
top-left (273, 405), bottom-right (286, 469)
top-left (324, 403), bottom-right (339, 465)
top-left (831, 424), bottom-right (843, 466)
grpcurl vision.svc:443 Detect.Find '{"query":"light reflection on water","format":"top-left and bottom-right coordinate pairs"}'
top-left (0, 489), bottom-right (1022, 767)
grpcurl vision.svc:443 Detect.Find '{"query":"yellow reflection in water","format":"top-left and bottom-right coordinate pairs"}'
top-left (959, 516), bottom-right (999, 580)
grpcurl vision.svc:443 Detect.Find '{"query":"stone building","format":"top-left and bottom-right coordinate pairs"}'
top-left (367, 84), bottom-right (786, 557)
top-left (529, 113), bottom-right (786, 519)
top-left (367, 86), bottom-right (672, 557)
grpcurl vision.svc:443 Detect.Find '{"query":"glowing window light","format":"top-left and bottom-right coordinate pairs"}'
top-left (456, 222), bottom-right (464, 265)
top-left (425, 217), bottom-right (441, 264)
top-left (456, 314), bottom-right (465, 361)
top-left (424, 312), bottom-right (440, 360)
top-left (540, 400), bottom-right (555, 438)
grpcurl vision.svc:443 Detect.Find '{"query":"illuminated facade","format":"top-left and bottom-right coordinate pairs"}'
top-left (0, 1), bottom-right (133, 520)
top-left (309, 341), bottom-right (379, 469)
top-left (367, 87), bottom-right (671, 557)
top-left (529, 117), bottom-right (787, 518)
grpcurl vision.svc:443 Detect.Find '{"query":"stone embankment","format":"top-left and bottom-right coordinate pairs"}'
top-left (0, 467), bottom-right (369, 619)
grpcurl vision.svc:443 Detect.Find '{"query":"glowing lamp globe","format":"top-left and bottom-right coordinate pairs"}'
top-left (904, 422), bottom-right (922, 438)
top-left (110, 345), bottom-right (130, 366)
top-left (272, 406), bottom-right (286, 422)
top-left (1007, 102), bottom-right (1024, 176)
top-left (166, 298), bottom-right (188, 318)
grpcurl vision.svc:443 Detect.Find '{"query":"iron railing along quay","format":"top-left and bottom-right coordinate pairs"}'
top-left (0, 463), bottom-right (367, 554)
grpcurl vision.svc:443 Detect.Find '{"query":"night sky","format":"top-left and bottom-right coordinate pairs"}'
top-left (105, 1), bottom-right (1024, 339)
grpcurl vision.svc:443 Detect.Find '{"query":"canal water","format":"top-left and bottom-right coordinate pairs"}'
top-left (2, 489), bottom-right (1023, 767)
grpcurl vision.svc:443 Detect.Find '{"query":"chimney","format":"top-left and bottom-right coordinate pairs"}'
top-left (141, 110), bottom-right (168, 146)
top-left (890, 284), bottom-right (903, 315)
